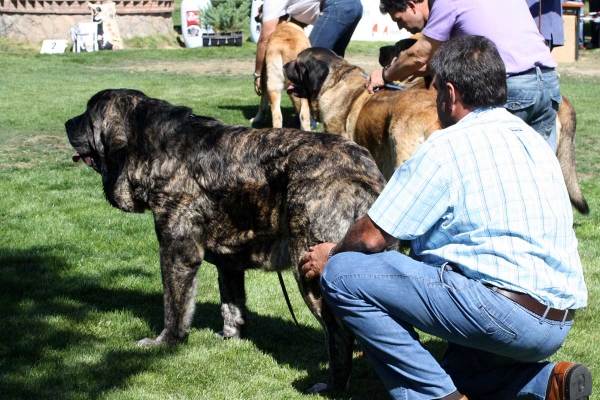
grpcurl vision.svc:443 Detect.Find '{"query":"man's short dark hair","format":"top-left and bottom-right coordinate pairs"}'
top-left (379, 0), bottom-right (424, 14)
top-left (429, 35), bottom-right (508, 108)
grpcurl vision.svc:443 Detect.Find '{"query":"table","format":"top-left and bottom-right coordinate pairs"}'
top-left (562, 1), bottom-right (585, 60)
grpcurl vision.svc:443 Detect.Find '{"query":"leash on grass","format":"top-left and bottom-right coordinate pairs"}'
top-left (277, 270), bottom-right (325, 343)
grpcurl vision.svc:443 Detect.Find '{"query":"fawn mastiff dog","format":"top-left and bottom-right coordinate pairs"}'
top-left (65, 89), bottom-right (386, 393)
top-left (284, 47), bottom-right (589, 214)
top-left (250, 14), bottom-right (311, 130)
top-left (284, 47), bottom-right (441, 180)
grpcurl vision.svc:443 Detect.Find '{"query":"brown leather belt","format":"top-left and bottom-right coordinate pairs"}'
top-left (485, 285), bottom-right (574, 322)
top-left (510, 66), bottom-right (554, 77)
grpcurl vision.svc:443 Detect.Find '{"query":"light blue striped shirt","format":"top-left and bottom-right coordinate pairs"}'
top-left (368, 107), bottom-right (587, 310)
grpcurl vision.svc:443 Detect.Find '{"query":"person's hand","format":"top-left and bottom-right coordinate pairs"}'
top-left (300, 242), bottom-right (336, 282)
top-left (365, 69), bottom-right (385, 94)
top-left (254, 76), bottom-right (262, 96)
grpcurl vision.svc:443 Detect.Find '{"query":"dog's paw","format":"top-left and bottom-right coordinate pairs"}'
top-left (306, 383), bottom-right (328, 394)
top-left (215, 328), bottom-right (243, 340)
top-left (137, 337), bottom-right (160, 347)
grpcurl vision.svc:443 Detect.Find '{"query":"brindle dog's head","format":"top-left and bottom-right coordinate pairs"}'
top-left (65, 89), bottom-right (214, 213)
top-left (283, 47), bottom-right (342, 104)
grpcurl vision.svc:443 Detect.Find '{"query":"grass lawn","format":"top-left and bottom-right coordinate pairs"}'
top-left (0, 37), bottom-right (599, 399)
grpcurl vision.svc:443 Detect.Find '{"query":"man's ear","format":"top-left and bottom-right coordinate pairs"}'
top-left (407, 1), bottom-right (417, 13)
top-left (446, 82), bottom-right (458, 109)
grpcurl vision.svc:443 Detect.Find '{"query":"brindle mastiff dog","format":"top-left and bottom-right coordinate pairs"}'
top-left (65, 89), bottom-right (386, 393)
top-left (284, 47), bottom-right (589, 214)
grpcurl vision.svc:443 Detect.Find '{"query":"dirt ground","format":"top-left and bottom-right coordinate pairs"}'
top-left (122, 54), bottom-right (382, 76)
top-left (123, 52), bottom-right (600, 78)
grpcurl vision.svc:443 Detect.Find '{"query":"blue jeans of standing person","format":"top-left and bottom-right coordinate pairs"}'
top-left (321, 251), bottom-right (573, 399)
top-left (309, 0), bottom-right (363, 57)
top-left (505, 67), bottom-right (562, 152)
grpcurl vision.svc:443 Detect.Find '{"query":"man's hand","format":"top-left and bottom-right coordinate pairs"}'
top-left (300, 242), bottom-right (336, 282)
top-left (366, 69), bottom-right (385, 94)
top-left (254, 76), bottom-right (262, 96)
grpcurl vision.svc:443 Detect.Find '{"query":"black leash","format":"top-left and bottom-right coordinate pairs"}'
top-left (277, 270), bottom-right (325, 343)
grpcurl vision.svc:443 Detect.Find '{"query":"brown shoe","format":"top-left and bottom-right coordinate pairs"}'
top-left (547, 361), bottom-right (593, 400)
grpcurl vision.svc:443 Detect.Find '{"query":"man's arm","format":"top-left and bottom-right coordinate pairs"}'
top-left (366, 34), bottom-right (443, 93)
top-left (299, 216), bottom-right (397, 281)
top-left (254, 18), bottom-right (279, 96)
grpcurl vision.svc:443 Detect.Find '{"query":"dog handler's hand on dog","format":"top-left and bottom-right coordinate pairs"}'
top-left (366, 34), bottom-right (441, 94)
top-left (300, 243), bottom-right (336, 282)
top-left (366, 69), bottom-right (386, 94)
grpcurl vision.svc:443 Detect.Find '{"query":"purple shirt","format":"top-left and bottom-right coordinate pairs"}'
top-left (423, 0), bottom-right (557, 75)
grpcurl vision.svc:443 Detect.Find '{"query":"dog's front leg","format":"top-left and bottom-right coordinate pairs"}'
top-left (138, 235), bottom-right (202, 347)
top-left (215, 265), bottom-right (246, 339)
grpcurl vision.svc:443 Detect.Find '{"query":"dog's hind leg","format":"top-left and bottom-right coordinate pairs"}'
top-left (288, 243), bottom-right (354, 393)
top-left (215, 265), bottom-right (247, 339)
top-left (268, 88), bottom-right (284, 128)
top-left (250, 92), bottom-right (270, 127)
top-left (290, 96), bottom-right (311, 131)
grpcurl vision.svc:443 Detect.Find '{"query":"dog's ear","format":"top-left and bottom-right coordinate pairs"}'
top-left (297, 48), bottom-right (333, 99)
top-left (93, 90), bottom-right (134, 160)
top-left (394, 37), bottom-right (418, 55)
top-left (379, 45), bottom-right (397, 67)
top-left (379, 38), bottom-right (420, 67)
top-left (102, 117), bottom-right (128, 159)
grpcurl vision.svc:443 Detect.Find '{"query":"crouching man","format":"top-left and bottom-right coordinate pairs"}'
top-left (300, 35), bottom-right (591, 400)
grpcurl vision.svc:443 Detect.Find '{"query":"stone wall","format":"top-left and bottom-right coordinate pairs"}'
top-left (0, 13), bottom-right (173, 42)
top-left (0, 0), bottom-right (174, 42)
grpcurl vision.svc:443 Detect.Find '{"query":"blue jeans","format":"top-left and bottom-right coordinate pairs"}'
top-left (504, 67), bottom-right (562, 152)
top-left (321, 251), bottom-right (573, 399)
top-left (308, 0), bottom-right (363, 57)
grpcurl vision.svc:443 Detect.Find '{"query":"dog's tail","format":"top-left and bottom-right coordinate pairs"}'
top-left (556, 96), bottom-right (589, 215)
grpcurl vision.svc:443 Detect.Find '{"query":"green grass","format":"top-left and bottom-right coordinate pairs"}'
top-left (0, 40), bottom-right (599, 399)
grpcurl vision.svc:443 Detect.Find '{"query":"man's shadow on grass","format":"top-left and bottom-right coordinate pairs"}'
top-left (0, 246), bottom-right (447, 399)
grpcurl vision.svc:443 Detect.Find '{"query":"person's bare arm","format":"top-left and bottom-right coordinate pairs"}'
top-left (254, 18), bottom-right (279, 95)
top-left (300, 216), bottom-right (397, 281)
top-left (366, 34), bottom-right (443, 93)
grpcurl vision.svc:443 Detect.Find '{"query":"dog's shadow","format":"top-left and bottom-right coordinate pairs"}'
top-left (0, 246), bottom-right (446, 399)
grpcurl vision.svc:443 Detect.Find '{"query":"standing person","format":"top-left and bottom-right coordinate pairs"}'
top-left (527, 0), bottom-right (565, 50)
top-left (254, 0), bottom-right (363, 96)
top-left (300, 35), bottom-right (591, 400)
top-left (366, 0), bottom-right (562, 152)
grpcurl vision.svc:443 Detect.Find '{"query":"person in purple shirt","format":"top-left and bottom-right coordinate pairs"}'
top-left (366, 0), bottom-right (562, 152)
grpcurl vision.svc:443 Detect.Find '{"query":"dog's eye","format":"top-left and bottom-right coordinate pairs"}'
top-left (189, 114), bottom-right (197, 120)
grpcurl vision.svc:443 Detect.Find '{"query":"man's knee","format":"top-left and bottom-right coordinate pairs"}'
top-left (321, 252), bottom-right (354, 287)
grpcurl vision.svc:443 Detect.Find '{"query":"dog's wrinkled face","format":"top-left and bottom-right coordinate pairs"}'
top-left (283, 47), bottom-right (341, 102)
top-left (65, 89), bottom-right (199, 213)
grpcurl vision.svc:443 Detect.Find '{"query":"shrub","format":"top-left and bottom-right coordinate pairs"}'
top-left (202, 0), bottom-right (250, 35)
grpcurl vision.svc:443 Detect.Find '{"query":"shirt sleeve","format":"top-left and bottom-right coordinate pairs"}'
top-left (262, 0), bottom-right (287, 22)
top-left (422, 0), bottom-right (457, 42)
top-left (368, 142), bottom-right (450, 240)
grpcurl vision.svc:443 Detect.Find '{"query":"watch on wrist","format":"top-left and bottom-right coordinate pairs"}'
top-left (253, 72), bottom-right (261, 79)
top-left (382, 65), bottom-right (392, 85)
